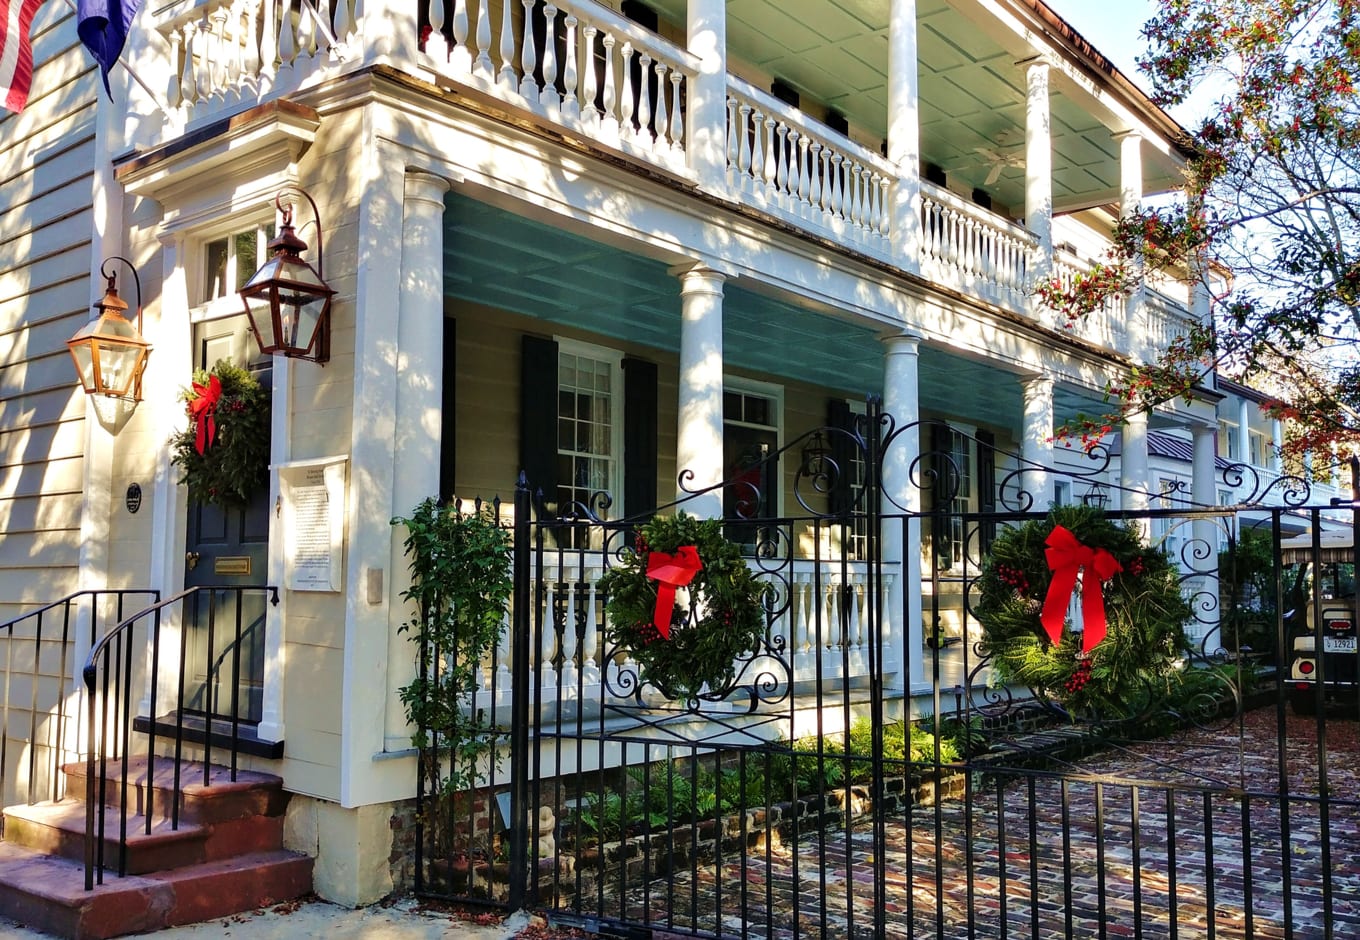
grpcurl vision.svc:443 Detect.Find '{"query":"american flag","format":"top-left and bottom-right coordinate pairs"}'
top-left (0, 0), bottom-right (45, 113)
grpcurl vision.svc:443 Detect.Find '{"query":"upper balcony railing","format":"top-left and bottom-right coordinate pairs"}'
top-left (140, 0), bottom-right (1197, 352)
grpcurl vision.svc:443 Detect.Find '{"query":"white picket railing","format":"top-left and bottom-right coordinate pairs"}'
top-left (725, 77), bottom-right (895, 251)
top-left (420, 0), bottom-right (697, 171)
top-left (919, 181), bottom-right (1035, 307)
top-left (1050, 249), bottom-right (1127, 346)
top-left (472, 555), bottom-right (899, 718)
top-left (155, 0), bottom-right (352, 127)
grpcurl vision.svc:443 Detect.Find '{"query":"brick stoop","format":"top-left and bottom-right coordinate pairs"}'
top-left (0, 758), bottom-right (313, 939)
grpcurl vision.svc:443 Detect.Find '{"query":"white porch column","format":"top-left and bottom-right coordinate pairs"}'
top-left (1024, 59), bottom-right (1053, 281)
top-left (687, 0), bottom-right (727, 193)
top-left (886, 0), bottom-right (921, 271)
top-left (1116, 130), bottom-right (1147, 359)
top-left (674, 264), bottom-right (726, 517)
top-left (1120, 410), bottom-right (1151, 538)
top-left (1190, 420), bottom-right (1221, 650)
top-left (385, 170), bottom-right (452, 752)
top-left (1237, 397), bottom-right (1252, 466)
top-left (1271, 418), bottom-right (1284, 473)
top-left (1021, 376), bottom-right (1055, 508)
top-left (881, 329), bottom-right (923, 690)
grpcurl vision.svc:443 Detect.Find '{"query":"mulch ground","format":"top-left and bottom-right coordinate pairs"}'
top-left (590, 706), bottom-right (1360, 939)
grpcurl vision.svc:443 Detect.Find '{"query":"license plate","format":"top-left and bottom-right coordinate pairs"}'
top-left (1324, 636), bottom-right (1357, 653)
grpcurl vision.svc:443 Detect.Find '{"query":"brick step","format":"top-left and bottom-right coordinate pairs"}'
top-left (2, 800), bottom-right (285, 874)
top-left (0, 840), bottom-right (312, 940)
top-left (61, 757), bottom-right (288, 825)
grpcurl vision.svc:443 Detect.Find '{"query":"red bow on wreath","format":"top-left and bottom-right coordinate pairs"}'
top-left (1041, 524), bottom-right (1123, 654)
top-left (188, 374), bottom-right (223, 456)
top-left (646, 545), bottom-right (703, 639)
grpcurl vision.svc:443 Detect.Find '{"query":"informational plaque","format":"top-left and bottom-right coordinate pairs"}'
top-left (279, 457), bottom-right (347, 592)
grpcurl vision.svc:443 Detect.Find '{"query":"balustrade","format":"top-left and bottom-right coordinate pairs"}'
top-left (919, 181), bottom-right (1035, 305)
top-left (469, 554), bottom-right (898, 720)
top-left (421, 0), bottom-right (695, 159)
top-left (725, 77), bottom-right (893, 248)
top-left (157, 0), bottom-right (351, 121)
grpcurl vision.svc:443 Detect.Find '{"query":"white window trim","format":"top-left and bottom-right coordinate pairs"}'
top-left (554, 337), bottom-right (626, 507)
top-left (190, 214), bottom-right (277, 324)
top-left (723, 375), bottom-right (785, 517)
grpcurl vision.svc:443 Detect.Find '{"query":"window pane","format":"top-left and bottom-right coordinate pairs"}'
top-left (205, 238), bottom-right (229, 302)
top-left (233, 231), bottom-right (258, 291)
top-left (745, 396), bottom-right (769, 426)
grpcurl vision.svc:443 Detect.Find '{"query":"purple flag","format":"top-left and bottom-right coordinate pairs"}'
top-left (76, 0), bottom-right (140, 97)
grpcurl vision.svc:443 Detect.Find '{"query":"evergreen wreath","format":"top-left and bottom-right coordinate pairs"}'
top-left (976, 504), bottom-right (1193, 716)
top-left (170, 360), bottom-right (271, 508)
top-left (598, 513), bottom-right (769, 701)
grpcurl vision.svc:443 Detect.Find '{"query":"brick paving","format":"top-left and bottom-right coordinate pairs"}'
top-left (609, 707), bottom-right (1360, 939)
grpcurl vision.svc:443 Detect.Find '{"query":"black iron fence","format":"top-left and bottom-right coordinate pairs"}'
top-left (412, 410), bottom-right (1359, 939)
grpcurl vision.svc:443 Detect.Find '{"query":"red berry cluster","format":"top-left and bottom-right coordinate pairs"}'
top-left (1065, 658), bottom-right (1093, 695)
top-left (1126, 555), bottom-right (1145, 578)
top-left (635, 621), bottom-right (664, 645)
top-left (996, 564), bottom-right (1030, 595)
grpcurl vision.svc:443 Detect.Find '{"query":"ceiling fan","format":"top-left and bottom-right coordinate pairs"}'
top-left (974, 145), bottom-right (1025, 185)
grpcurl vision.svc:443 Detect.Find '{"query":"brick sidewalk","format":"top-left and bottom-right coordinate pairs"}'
top-left (617, 707), bottom-right (1360, 939)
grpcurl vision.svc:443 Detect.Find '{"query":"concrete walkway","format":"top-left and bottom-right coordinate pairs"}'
top-left (0, 900), bottom-right (542, 940)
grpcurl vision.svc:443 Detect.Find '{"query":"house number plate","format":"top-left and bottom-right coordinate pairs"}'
top-left (214, 556), bottom-right (252, 576)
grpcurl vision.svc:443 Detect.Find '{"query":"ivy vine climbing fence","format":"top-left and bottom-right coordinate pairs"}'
top-left (410, 402), bottom-right (1359, 940)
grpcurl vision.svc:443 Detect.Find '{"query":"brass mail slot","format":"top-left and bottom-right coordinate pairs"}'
top-left (214, 556), bottom-right (252, 576)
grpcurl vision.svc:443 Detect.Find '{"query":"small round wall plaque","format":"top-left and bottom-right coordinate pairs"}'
top-left (126, 483), bottom-right (142, 514)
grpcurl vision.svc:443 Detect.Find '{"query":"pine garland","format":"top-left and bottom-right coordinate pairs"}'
top-left (170, 360), bottom-right (271, 508)
top-left (598, 514), bottom-right (769, 701)
top-left (976, 505), bottom-right (1193, 716)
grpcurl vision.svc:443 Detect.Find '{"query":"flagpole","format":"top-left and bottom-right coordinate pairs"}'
top-left (61, 0), bottom-right (170, 111)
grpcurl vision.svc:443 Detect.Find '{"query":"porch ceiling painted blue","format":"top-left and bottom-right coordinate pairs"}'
top-left (441, 193), bottom-right (1097, 428)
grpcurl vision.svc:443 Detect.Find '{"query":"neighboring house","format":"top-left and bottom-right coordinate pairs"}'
top-left (3, 0), bottom-right (1272, 924)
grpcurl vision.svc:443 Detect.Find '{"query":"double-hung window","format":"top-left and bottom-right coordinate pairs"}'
top-left (556, 341), bottom-right (623, 519)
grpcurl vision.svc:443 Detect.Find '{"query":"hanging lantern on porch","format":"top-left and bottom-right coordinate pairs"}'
top-left (239, 191), bottom-right (335, 364)
top-left (67, 258), bottom-right (151, 402)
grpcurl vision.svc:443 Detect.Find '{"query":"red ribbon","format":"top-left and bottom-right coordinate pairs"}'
top-left (1041, 525), bottom-right (1123, 654)
top-left (189, 374), bottom-right (223, 456)
top-left (645, 545), bottom-right (703, 639)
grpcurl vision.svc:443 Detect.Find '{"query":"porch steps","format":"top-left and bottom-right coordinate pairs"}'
top-left (0, 757), bottom-right (312, 939)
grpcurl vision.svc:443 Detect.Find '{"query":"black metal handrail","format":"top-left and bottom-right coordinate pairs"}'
top-left (0, 590), bottom-right (158, 811)
top-left (81, 584), bottom-right (278, 890)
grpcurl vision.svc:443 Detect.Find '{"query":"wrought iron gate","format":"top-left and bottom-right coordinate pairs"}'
top-left (413, 404), bottom-right (1360, 940)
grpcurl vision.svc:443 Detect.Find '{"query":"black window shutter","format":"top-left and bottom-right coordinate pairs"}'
top-left (977, 428), bottom-right (997, 550)
top-left (622, 357), bottom-right (658, 518)
top-left (827, 398), bottom-right (854, 517)
top-left (440, 318), bottom-right (456, 502)
top-left (929, 421), bottom-right (952, 569)
top-left (520, 334), bottom-right (559, 511)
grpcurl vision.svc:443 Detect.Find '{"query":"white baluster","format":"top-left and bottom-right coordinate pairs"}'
top-left (561, 15), bottom-right (579, 119)
top-left (825, 583), bottom-right (843, 677)
top-left (560, 580), bottom-right (579, 691)
top-left (600, 33), bottom-right (619, 140)
top-left (259, 0), bottom-right (277, 84)
top-left (168, 31), bottom-right (184, 108)
top-left (539, 5), bottom-right (560, 110)
top-left (210, 7), bottom-right (229, 99)
top-left (879, 177), bottom-right (892, 236)
top-left (762, 116), bottom-right (777, 194)
top-left (797, 135), bottom-right (811, 208)
top-left (636, 52), bottom-right (653, 142)
top-left (541, 580), bottom-right (560, 696)
top-left (669, 71), bottom-right (683, 151)
top-left (518, 0), bottom-right (537, 98)
top-left (180, 24), bottom-right (198, 105)
top-left (738, 103), bottom-right (754, 179)
top-left (582, 566), bottom-right (601, 686)
top-left (849, 163), bottom-right (863, 227)
top-left (452, 0), bottom-right (471, 71)
top-left (497, 0), bottom-right (516, 87)
top-left (774, 124), bottom-right (789, 197)
top-left (811, 142), bottom-right (825, 210)
top-left (725, 97), bottom-right (739, 173)
top-left (472, 0), bottom-right (492, 77)
top-left (652, 62), bottom-right (668, 148)
top-left (240, 4), bottom-right (257, 93)
top-left (830, 154), bottom-right (844, 217)
top-left (334, 0), bottom-right (354, 44)
top-left (619, 42), bottom-right (637, 139)
top-left (581, 26), bottom-right (599, 124)
top-left (278, 2), bottom-right (297, 69)
top-left (296, 0), bottom-right (315, 61)
top-left (426, 0), bottom-right (446, 58)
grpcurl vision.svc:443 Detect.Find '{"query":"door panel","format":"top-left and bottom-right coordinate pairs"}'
top-left (183, 318), bottom-right (271, 723)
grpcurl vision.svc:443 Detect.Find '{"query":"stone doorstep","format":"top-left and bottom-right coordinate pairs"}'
top-left (0, 840), bottom-right (314, 940)
top-left (60, 758), bottom-right (289, 826)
